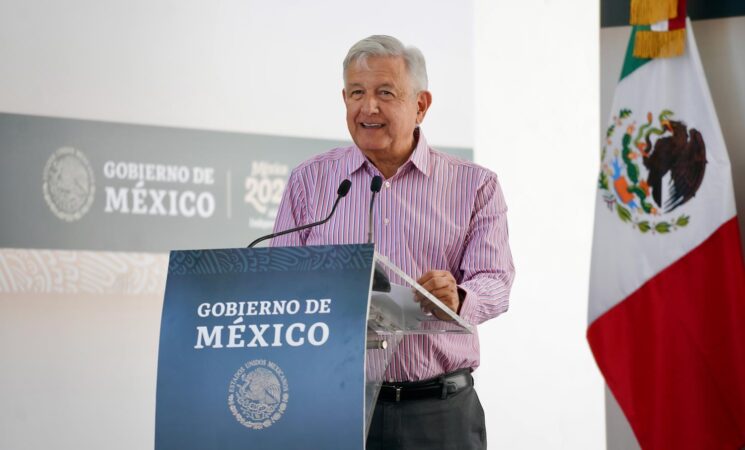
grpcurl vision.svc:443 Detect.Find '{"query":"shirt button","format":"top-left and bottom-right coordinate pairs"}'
top-left (384, 218), bottom-right (390, 225)
top-left (384, 181), bottom-right (391, 189)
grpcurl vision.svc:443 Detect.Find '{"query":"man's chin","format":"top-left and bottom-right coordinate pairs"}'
top-left (351, 138), bottom-right (389, 154)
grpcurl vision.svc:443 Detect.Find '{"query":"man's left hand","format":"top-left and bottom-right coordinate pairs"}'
top-left (415, 270), bottom-right (461, 321)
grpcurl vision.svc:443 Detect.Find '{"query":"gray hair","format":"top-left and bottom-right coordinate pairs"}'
top-left (343, 35), bottom-right (428, 93)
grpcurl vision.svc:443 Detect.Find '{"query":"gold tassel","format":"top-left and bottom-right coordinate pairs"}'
top-left (630, 0), bottom-right (678, 25)
top-left (633, 29), bottom-right (686, 58)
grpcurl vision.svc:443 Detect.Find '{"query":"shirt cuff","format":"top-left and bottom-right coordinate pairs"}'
top-left (456, 284), bottom-right (478, 324)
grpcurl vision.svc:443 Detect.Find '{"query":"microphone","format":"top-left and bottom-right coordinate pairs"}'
top-left (367, 176), bottom-right (383, 244)
top-left (248, 179), bottom-right (352, 248)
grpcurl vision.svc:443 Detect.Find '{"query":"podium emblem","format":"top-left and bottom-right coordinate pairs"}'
top-left (227, 359), bottom-right (289, 430)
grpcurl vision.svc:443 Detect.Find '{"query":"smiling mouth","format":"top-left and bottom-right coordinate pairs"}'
top-left (361, 123), bottom-right (384, 129)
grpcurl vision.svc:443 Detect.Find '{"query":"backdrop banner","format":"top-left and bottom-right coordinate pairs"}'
top-left (154, 244), bottom-right (374, 450)
top-left (0, 112), bottom-right (471, 252)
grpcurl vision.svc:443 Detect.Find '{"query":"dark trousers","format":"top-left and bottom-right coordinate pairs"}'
top-left (366, 385), bottom-right (486, 450)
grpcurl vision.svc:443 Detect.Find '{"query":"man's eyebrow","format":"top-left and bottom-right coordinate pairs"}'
top-left (345, 82), bottom-right (400, 92)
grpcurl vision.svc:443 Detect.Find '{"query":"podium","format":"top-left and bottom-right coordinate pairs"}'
top-left (154, 244), bottom-right (473, 450)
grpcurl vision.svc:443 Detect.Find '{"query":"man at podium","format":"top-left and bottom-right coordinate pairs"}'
top-left (271, 35), bottom-right (515, 450)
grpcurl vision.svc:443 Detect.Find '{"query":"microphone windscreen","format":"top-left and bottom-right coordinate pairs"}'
top-left (337, 179), bottom-right (352, 197)
top-left (370, 175), bottom-right (383, 193)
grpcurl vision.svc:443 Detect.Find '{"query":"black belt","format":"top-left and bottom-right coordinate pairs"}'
top-left (378, 369), bottom-right (473, 402)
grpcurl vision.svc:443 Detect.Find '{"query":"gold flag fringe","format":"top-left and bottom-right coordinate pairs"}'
top-left (630, 0), bottom-right (677, 25)
top-left (633, 29), bottom-right (686, 58)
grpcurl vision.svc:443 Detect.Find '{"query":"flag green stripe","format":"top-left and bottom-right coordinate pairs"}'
top-left (620, 25), bottom-right (652, 81)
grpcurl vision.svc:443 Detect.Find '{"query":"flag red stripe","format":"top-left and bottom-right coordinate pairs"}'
top-left (670, 0), bottom-right (686, 30)
top-left (588, 217), bottom-right (745, 450)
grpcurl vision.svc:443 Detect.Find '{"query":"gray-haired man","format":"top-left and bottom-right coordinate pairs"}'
top-left (273, 35), bottom-right (514, 450)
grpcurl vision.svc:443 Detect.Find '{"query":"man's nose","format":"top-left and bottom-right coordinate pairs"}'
top-left (361, 96), bottom-right (379, 114)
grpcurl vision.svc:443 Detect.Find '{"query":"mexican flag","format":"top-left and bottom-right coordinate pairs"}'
top-left (588, 17), bottom-right (745, 450)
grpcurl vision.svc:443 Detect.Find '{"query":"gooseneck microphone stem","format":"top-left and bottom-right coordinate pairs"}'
top-left (366, 175), bottom-right (391, 292)
top-left (248, 179), bottom-right (352, 248)
top-left (367, 176), bottom-right (383, 244)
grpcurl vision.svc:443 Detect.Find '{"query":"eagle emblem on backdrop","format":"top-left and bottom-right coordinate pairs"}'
top-left (599, 109), bottom-right (707, 233)
top-left (42, 147), bottom-right (96, 222)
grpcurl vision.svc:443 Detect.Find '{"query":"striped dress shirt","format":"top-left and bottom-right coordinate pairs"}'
top-left (271, 131), bottom-right (514, 381)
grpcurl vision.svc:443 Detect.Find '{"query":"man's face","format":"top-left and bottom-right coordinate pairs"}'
top-left (343, 56), bottom-right (430, 163)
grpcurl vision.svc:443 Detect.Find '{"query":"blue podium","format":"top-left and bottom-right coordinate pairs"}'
top-left (154, 244), bottom-right (472, 450)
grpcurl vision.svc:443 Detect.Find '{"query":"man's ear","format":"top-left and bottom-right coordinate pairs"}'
top-left (416, 90), bottom-right (433, 124)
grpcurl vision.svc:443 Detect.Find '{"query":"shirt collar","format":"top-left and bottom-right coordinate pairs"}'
top-left (347, 127), bottom-right (431, 177)
top-left (409, 128), bottom-right (431, 176)
top-left (346, 144), bottom-right (368, 175)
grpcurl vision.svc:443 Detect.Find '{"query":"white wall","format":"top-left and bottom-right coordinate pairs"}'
top-left (474, 1), bottom-right (605, 449)
top-left (0, 0), bottom-right (473, 148)
top-left (0, 0), bottom-right (607, 449)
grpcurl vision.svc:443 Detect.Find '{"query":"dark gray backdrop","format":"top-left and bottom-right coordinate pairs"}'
top-left (0, 113), bottom-right (471, 252)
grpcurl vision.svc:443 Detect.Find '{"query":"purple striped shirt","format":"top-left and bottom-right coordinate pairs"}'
top-left (271, 131), bottom-right (514, 381)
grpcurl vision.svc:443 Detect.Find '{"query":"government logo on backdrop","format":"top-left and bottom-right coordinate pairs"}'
top-left (227, 359), bottom-right (289, 430)
top-left (599, 109), bottom-right (707, 233)
top-left (42, 147), bottom-right (96, 222)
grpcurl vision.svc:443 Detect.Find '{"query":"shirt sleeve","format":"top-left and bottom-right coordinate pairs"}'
top-left (270, 168), bottom-right (309, 247)
top-left (456, 173), bottom-right (515, 325)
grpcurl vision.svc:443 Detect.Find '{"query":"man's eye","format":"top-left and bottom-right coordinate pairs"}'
top-left (380, 91), bottom-right (393, 96)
